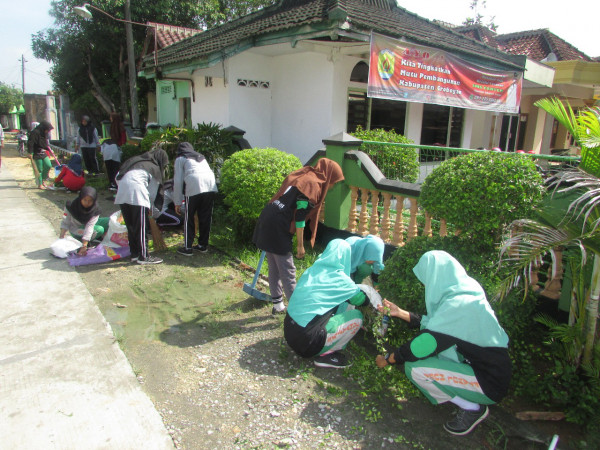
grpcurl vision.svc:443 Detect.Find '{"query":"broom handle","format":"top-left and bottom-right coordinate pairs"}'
top-left (30, 157), bottom-right (41, 183)
top-left (251, 251), bottom-right (266, 287)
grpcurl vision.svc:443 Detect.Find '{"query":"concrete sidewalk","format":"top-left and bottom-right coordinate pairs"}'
top-left (0, 165), bottom-right (173, 449)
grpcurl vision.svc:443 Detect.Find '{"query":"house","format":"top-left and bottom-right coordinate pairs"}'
top-left (139, 0), bottom-right (556, 163)
top-left (454, 25), bottom-right (600, 153)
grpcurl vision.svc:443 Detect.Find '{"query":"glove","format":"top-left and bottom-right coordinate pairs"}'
top-left (357, 284), bottom-right (382, 310)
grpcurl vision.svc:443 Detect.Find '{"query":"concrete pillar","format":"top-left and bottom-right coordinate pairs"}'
top-left (322, 132), bottom-right (362, 230)
top-left (405, 102), bottom-right (423, 144)
top-left (531, 108), bottom-right (548, 154)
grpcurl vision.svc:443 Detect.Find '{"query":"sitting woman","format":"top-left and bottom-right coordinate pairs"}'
top-left (151, 180), bottom-right (183, 227)
top-left (375, 250), bottom-right (511, 436)
top-left (345, 234), bottom-right (385, 285)
top-left (59, 186), bottom-right (109, 255)
top-left (284, 239), bottom-right (378, 369)
top-left (54, 154), bottom-right (86, 192)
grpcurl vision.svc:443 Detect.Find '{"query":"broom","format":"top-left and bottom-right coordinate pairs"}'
top-left (148, 216), bottom-right (167, 251)
top-left (30, 157), bottom-right (41, 186)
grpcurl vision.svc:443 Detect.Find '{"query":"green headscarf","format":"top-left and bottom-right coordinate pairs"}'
top-left (345, 235), bottom-right (385, 274)
top-left (413, 250), bottom-right (508, 348)
top-left (287, 239), bottom-right (359, 327)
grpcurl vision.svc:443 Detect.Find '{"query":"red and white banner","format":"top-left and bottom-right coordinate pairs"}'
top-left (368, 33), bottom-right (522, 114)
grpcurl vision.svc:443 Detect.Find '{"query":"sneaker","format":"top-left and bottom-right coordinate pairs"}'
top-left (177, 247), bottom-right (193, 256)
top-left (131, 256), bottom-right (139, 262)
top-left (109, 186), bottom-right (117, 192)
top-left (137, 255), bottom-right (163, 265)
top-left (314, 351), bottom-right (351, 369)
top-left (443, 406), bottom-right (489, 436)
top-left (271, 300), bottom-right (286, 315)
top-left (192, 244), bottom-right (208, 253)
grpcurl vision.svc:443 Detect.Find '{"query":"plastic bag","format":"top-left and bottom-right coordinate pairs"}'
top-left (68, 244), bottom-right (131, 266)
top-left (50, 236), bottom-right (82, 258)
top-left (101, 210), bottom-right (129, 248)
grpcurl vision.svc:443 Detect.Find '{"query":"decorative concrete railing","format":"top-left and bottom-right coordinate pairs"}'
top-left (314, 132), bottom-right (565, 305)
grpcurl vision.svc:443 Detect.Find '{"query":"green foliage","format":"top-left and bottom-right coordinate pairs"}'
top-left (0, 82), bottom-right (24, 115)
top-left (352, 126), bottom-right (419, 183)
top-left (420, 152), bottom-right (545, 249)
top-left (137, 123), bottom-right (236, 174)
top-left (120, 143), bottom-right (145, 162)
top-left (220, 147), bottom-right (302, 220)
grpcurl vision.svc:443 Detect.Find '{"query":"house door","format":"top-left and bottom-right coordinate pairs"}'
top-left (499, 114), bottom-right (521, 151)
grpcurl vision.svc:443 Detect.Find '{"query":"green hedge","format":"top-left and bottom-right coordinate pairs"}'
top-left (420, 152), bottom-right (545, 250)
top-left (351, 126), bottom-right (419, 183)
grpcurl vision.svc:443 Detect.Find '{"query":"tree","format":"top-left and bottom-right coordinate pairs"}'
top-left (498, 98), bottom-right (600, 366)
top-left (0, 83), bottom-right (24, 115)
top-left (31, 0), bottom-right (275, 123)
top-left (463, 0), bottom-right (498, 32)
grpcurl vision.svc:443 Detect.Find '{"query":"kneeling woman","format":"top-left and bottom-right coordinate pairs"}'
top-left (284, 239), bottom-right (375, 369)
top-left (54, 154), bottom-right (85, 191)
top-left (376, 251), bottom-right (511, 436)
top-left (59, 186), bottom-right (108, 255)
top-left (345, 234), bottom-right (385, 285)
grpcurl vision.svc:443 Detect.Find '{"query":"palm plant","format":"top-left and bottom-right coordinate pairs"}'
top-left (497, 97), bottom-right (600, 365)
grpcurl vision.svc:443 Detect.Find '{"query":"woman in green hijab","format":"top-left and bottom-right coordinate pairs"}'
top-left (345, 234), bottom-right (385, 285)
top-left (284, 239), bottom-right (379, 369)
top-left (375, 250), bottom-right (511, 436)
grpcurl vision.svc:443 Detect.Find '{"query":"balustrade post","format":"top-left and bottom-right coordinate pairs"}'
top-left (359, 189), bottom-right (370, 236)
top-left (407, 198), bottom-right (419, 241)
top-left (423, 213), bottom-right (433, 237)
top-left (392, 195), bottom-right (405, 246)
top-left (346, 186), bottom-right (359, 233)
top-left (369, 190), bottom-right (380, 235)
top-left (439, 218), bottom-right (447, 237)
top-left (381, 193), bottom-right (392, 242)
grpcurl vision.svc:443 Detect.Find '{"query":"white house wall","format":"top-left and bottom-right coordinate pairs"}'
top-left (271, 52), bottom-right (335, 163)
top-left (189, 65), bottom-right (230, 128)
top-left (228, 52), bottom-right (274, 150)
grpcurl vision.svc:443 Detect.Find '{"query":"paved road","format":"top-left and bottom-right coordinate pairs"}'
top-left (0, 162), bottom-right (173, 449)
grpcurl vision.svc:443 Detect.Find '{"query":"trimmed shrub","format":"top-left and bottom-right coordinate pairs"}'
top-left (420, 152), bottom-right (545, 250)
top-left (351, 126), bottom-right (419, 182)
top-left (220, 148), bottom-right (302, 239)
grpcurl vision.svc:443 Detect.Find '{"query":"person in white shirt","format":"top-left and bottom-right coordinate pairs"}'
top-left (114, 149), bottom-right (169, 264)
top-left (172, 142), bottom-right (218, 256)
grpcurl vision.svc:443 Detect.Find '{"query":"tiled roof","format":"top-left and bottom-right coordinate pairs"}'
top-left (141, 0), bottom-right (524, 72)
top-left (453, 25), bottom-right (592, 62)
top-left (150, 23), bottom-right (202, 50)
top-left (495, 29), bottom-right (591, 62)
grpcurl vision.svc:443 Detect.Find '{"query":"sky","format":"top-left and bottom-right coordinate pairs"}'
top-left (0, 0), bottom-right (598, 95)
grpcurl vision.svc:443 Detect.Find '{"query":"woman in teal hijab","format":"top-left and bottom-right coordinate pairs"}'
top-left (345, 234), bottom-right (385, 284)
top-left (375, 250), bottom-right (511, 436)
top-left (284, 239), bottom-right (377, 369)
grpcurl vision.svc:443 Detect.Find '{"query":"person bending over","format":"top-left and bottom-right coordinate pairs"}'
top-left (345, 234), bottom-right (385, 285)
top-left (376, 250), bottom-right (511, 436)
top-left (284, 239), bottom-right (380, 369)
top-left (253, 158), bottom-right (344, 314)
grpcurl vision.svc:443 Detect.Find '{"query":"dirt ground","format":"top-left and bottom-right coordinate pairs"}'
top-left (2, 141), bottom-right (578, 449)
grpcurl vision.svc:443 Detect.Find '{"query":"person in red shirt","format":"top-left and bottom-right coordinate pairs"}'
top-left (54, 153), bottom-right (86, 192)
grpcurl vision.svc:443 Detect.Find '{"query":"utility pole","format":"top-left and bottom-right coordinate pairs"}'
top-left (125, 0), bottom-right (140, 132)
top-left (21, 55), bottom-right (27, 93)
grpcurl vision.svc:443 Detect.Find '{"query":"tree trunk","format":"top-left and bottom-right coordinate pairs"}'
top-left (86, 53), bottom-right (115, 114)
top-left (583, 253), bottom-right (600, 365)
top-left (118, 45), bottom-right (128, 120)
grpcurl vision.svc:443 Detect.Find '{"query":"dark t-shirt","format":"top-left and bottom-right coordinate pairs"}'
top-left (252, 186), bottom-right (312, 255)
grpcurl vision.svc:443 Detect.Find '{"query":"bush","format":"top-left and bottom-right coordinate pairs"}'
top-left (220, 148), bottom-right (302, 239)
top-left (351, 126), bottom-right (419, 183)
top-left (420, 152), bottom-right (545, 250)
top-left (134, 123), bottom-right (236, 174)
